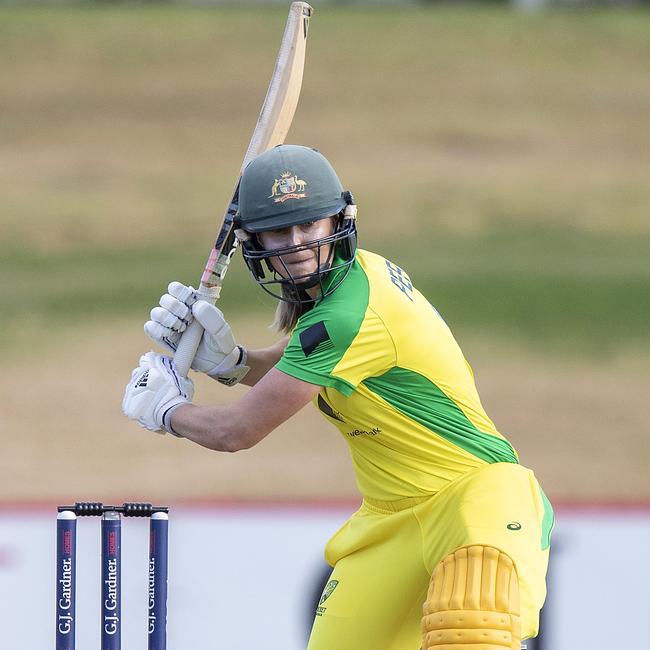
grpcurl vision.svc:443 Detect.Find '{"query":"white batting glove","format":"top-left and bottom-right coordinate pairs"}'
top-left (122, 351), bottom-right (194, 436)
top-left (144, 282), bottom-right (250, 386)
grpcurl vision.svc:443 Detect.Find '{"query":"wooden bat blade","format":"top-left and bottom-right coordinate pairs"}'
top-left (241, 1), bottom-right (313, 170)
top-left (173, 2), bottom-right (313, 378)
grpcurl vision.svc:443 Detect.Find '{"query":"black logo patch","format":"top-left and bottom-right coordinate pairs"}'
top-left (507, 522), bottom-right (522, 531)
top-left (135, 371), bottom-right (149, 388)
top-left (299, 321), bottom-right (331, 357)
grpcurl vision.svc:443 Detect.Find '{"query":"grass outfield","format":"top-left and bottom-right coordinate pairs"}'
top-left (2, 226), bottom-right (648, 358)
top-left (1, 5), bottom-right (649, 356)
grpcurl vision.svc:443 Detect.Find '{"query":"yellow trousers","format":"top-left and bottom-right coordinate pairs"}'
top-left (307, 462), bottom-right (553, 650)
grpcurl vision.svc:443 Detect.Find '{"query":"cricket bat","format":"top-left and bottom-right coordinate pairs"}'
top-left (173, 2), bottom-right (314, 378)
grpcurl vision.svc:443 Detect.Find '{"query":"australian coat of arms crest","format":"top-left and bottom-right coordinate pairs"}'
top-left (269, 171), bottom-right (307, 203)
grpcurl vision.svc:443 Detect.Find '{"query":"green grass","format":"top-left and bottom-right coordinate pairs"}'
top-left (378, 227), bottom-right (650, 355)
top-left (1, 5), bottom-right (649, 357)
top-left (1, 243), bottom-right (273, 327)
top-left (3, 225), bottom-right (648, 357)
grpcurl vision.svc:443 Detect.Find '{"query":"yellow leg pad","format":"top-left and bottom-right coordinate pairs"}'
top-left (422, 546), bottom-right (521, 650)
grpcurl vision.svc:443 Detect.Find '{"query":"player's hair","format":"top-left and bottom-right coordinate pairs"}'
top-left (271, 287), bottom-right (309, 333)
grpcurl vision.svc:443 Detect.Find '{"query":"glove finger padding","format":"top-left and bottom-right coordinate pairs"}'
top-left (144, 281), bottom-right (198, 353)
top-left (168, 281), bottom-right (198, 306)
top-left (122, 351), bottom-right (194, 434)
top-left (144, 319), bottom-right (179, 354)
top-left (158, 294), bottom-right (192, 331)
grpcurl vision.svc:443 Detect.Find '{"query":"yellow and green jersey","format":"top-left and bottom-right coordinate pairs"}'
top-left (276, 249), bottom-right (519, 501)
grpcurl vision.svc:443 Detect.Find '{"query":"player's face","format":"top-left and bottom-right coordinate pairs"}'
top-left (257, 217), bottom-right (336, 281)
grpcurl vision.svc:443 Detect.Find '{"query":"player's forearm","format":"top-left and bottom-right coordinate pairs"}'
top-left (238, 337), bottom-right (289, 386)
top-left (169, 403), bottom-right (252, 452)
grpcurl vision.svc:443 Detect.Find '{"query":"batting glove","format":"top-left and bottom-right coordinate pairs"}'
top-left (122, 351), bottom-right (194, 435)
top-left (144, 281), bottom-right (250, 386)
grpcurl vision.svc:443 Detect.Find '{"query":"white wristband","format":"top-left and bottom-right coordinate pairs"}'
top-left (161, 402), bottom-right (186, 437)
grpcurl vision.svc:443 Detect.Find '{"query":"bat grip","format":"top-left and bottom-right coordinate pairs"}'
top-left (173, 284), bottom-right (221, 378)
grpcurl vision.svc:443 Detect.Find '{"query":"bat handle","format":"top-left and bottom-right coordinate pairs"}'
top-left (173, 284), bottom-right (221, 378)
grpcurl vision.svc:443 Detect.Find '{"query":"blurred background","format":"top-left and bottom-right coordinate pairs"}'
top-left (1, 0), bottom-right (649, 647)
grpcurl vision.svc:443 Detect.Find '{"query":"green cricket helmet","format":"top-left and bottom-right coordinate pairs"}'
top-left (234, 145), bottom-right (357, 304)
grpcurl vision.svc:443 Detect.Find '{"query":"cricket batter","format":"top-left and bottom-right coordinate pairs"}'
top-left (123, 145), bottom-right (553, 650)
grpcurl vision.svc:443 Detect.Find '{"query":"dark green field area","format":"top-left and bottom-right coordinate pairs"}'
top-left (3, 224), bottom-right (648, 357)
top-left (2, 6), bottom-right (649, 356)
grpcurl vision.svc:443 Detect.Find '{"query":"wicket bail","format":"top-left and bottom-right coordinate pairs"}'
top-left (55, 502), bottom-right (169, 650)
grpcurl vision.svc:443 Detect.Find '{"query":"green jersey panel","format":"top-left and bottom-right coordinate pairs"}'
top-left (276, 249), bottom-right (519, 500)
top-left (276, 256), bottom-right (395, 395)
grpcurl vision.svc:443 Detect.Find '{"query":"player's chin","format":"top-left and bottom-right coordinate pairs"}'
top-left (284, 260), bottom-right (319, 279)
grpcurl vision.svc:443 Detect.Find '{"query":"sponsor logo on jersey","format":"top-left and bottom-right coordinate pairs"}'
top-left (507, 522), bottom-right (522, 531)
top-left (346, 427), bottom-right (382, 438)
top-left (269, 171), bottom-right (307, 203)
top-left (316, 579), bottom-right (339, 617)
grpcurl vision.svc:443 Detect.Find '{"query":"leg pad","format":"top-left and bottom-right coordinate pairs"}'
top-left (422, 545), bottom-right (521, 650)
